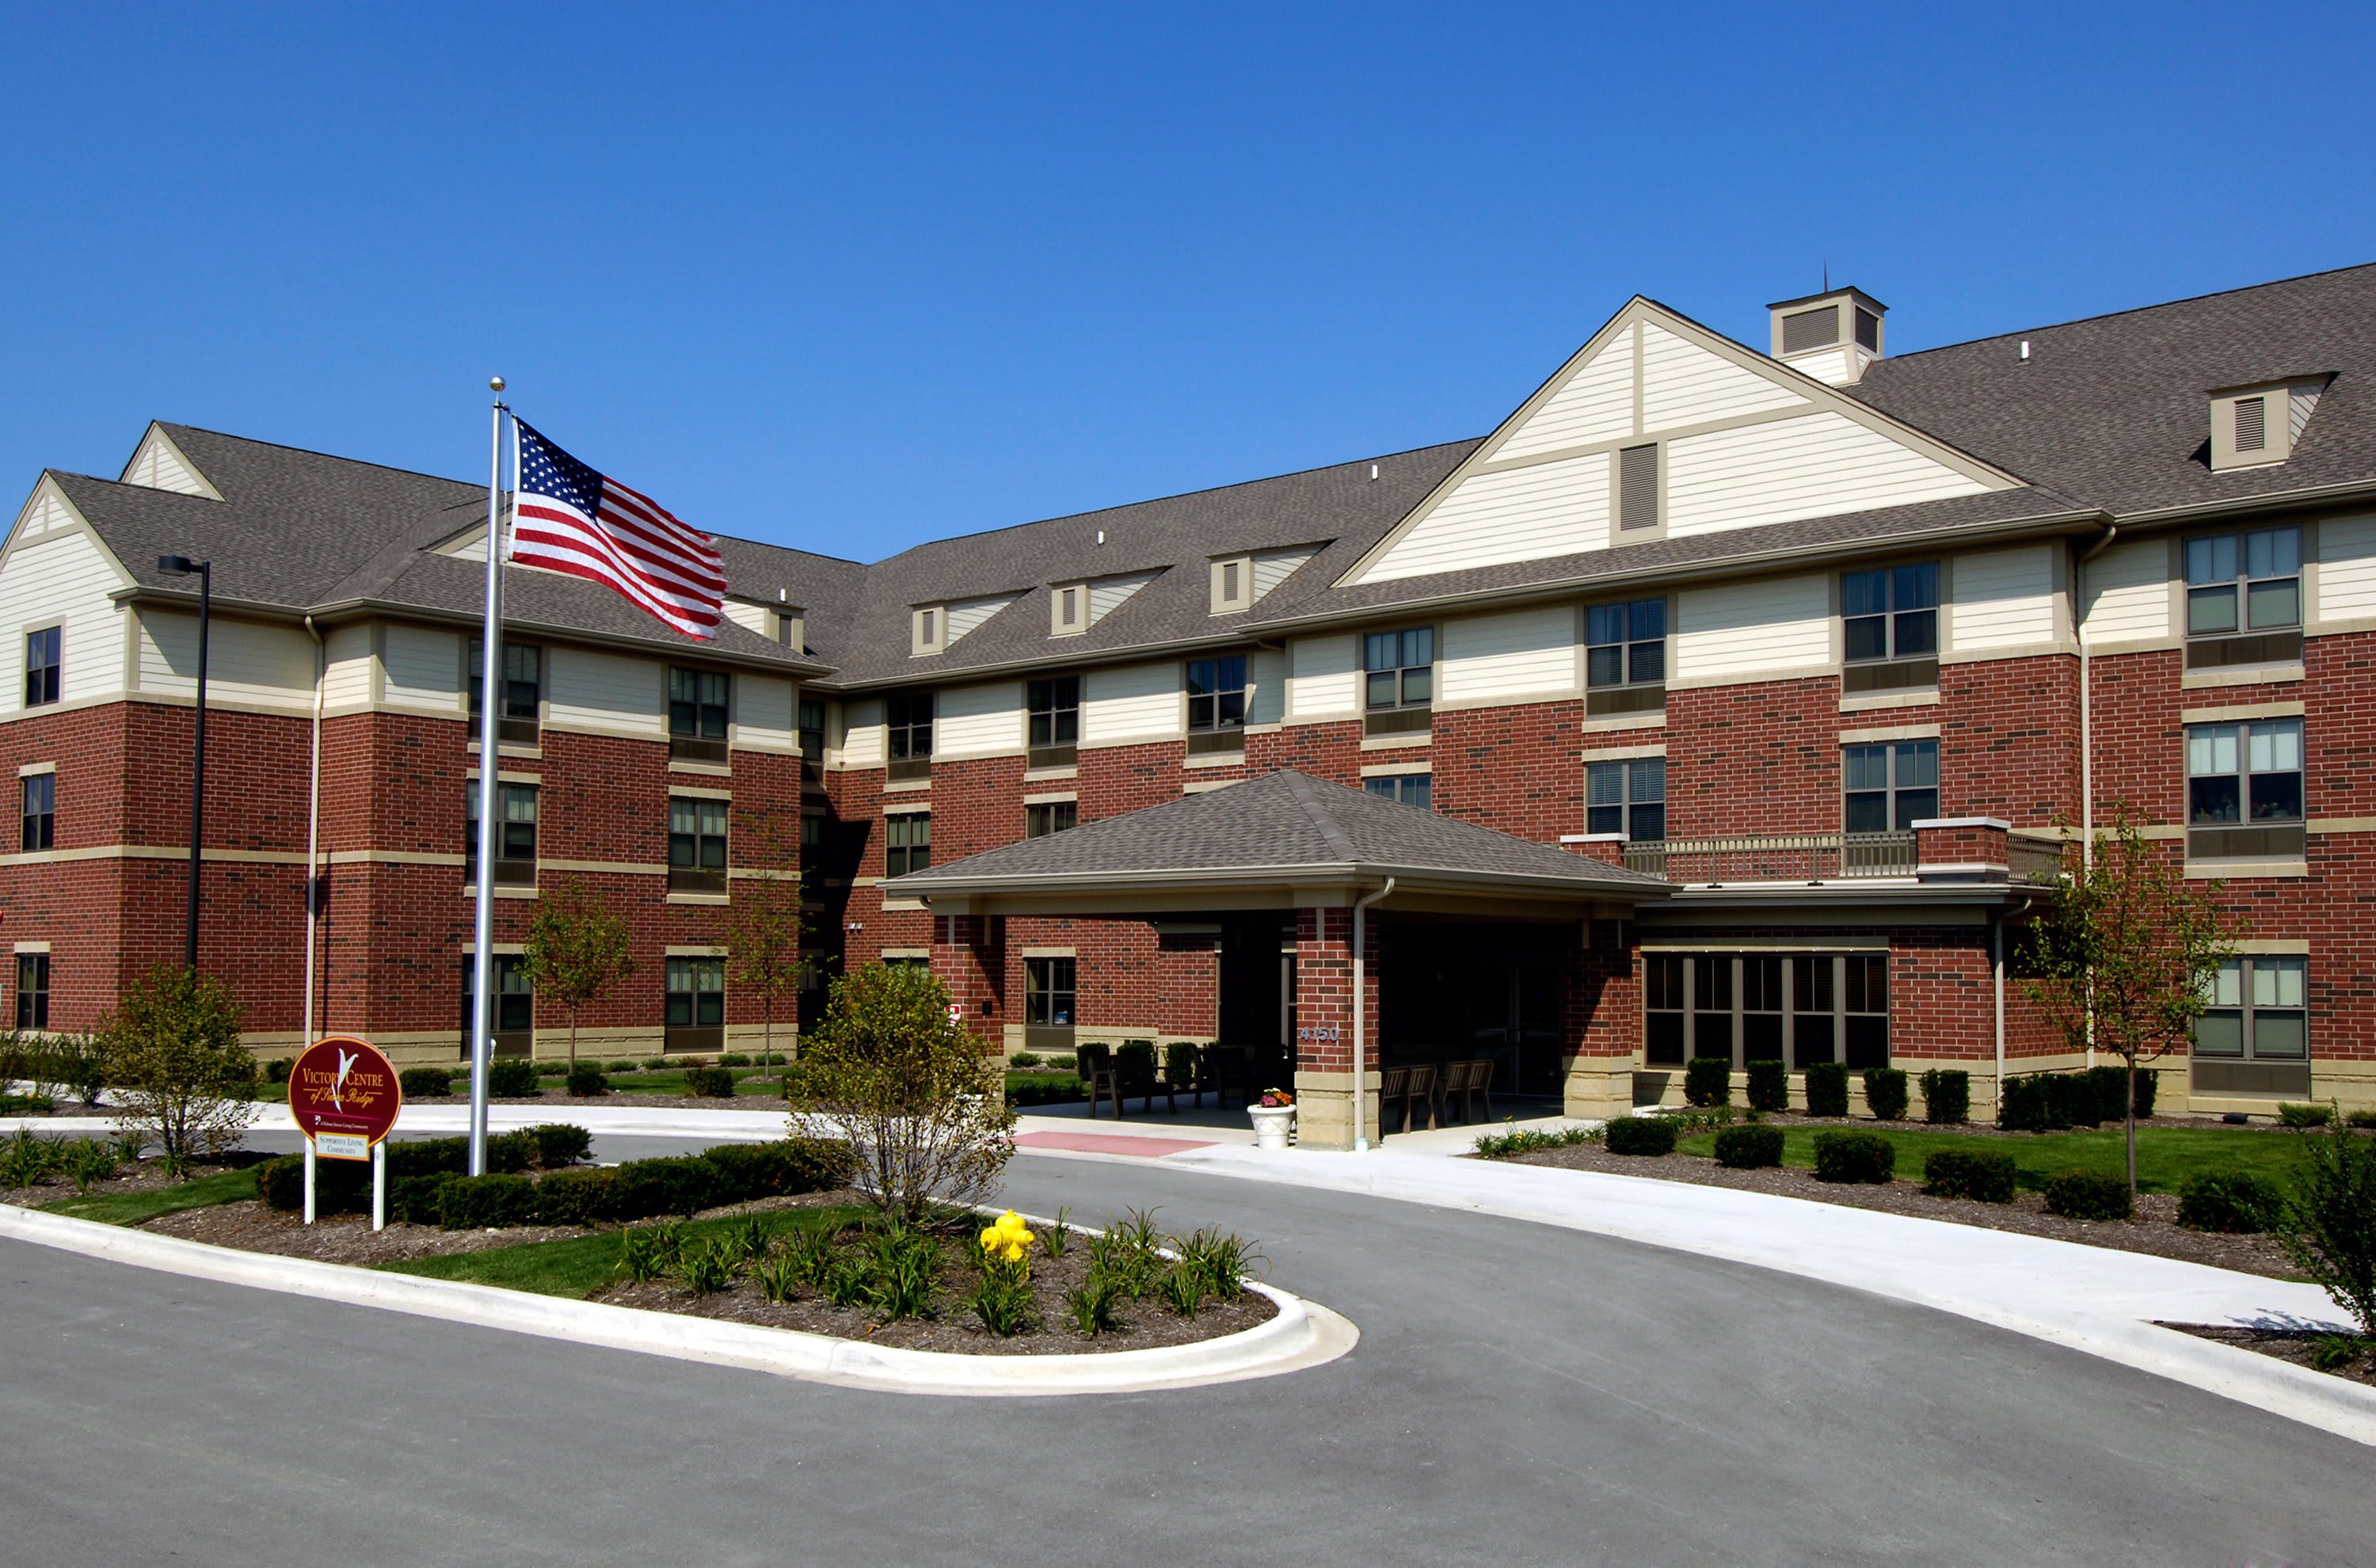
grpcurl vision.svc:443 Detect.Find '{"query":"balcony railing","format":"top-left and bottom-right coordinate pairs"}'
top-left (2007, 835), bottom-right (2069, 885)
top-left (1623, 832), bottom-right (1917, 884)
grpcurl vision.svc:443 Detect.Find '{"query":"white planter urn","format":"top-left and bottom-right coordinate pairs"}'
top-left (1247, 1103), bottom-right (1297, 1150)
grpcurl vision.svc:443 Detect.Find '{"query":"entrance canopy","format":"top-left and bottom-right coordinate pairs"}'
top-left (882, 769), bottom-right (1670, 919)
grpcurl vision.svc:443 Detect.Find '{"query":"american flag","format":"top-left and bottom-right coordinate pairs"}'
top-left (509, 420), bottom-right (726, 639)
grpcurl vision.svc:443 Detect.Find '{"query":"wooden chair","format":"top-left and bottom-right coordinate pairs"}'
top-left (1162, 1042), bottom-right (1200, 1111)
top-left (1078, 1045), bottom-right (1120, 1118)
top-left (1399, 1063), bottom-right (1438, 1133)
top-left (1377, 1065), bottom-right (1413, 1136)
top-left (1113, 1041), bottom-right (1160, 1115)
top-left (1443, 1058), bottom-right (1495, 1123)
top-left (1203, 1045), bottom-right (1251, 1109)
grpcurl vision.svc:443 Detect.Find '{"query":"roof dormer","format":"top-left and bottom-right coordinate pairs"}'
top-left (2209, 375), bottom-right (2332, 472)
top-left (1769, 287), bottom-right (1887, 386)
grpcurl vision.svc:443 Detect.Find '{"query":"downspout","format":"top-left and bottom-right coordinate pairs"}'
top-left (302, 615), bottom-right (325, 1043)
top-left (1350, 877), bottom-right (1396, 1152)
top-left (2073, 523), bottom-right (2119, 1071)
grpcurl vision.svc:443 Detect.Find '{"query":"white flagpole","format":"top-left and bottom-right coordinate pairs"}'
top-left (467, 377), bottom-right (508, 1177)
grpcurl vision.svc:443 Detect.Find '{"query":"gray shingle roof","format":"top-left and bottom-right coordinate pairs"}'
top-left (881, 768), bottom-right (1667, 899)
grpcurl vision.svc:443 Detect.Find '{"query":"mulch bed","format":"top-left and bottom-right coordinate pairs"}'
top-left (591, 1237), bottom-right (1277, 1357)
top-left (1499, 1142), bottom-right (2297, 1279)
top-left (2161, 1324), bottom-right (2376, 1387)
top-left (0, 1158), bottom-right (192, 1211)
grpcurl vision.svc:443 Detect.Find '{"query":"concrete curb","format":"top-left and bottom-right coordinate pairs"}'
top-left (0, 1203), bottom-right (1356, 1398)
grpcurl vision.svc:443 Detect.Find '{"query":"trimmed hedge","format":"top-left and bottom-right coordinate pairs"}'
top-left (566, 1064), bottom-right (609, 1098)
top-left (1812, 1129), bottom-right (1895, 1184)
top-left (389, 1173), bottom-right (455, 1225)
top-left (1863, 1068), bottom-right (1909, 1121)
top-left (1803, 1061), bottom-right (1849, 1118)
top-left (683, 1064), bottom-right (737, 1098)
top-left (2001, 1073), bottom-right (2092, 1132)
top-left (2177, 1171), bottom-right (2277, 1234)
top-left (1683, 1057), bottom-right (1732, 1109)
top-left (488, 1059), bottom-right (539, 1097)
top-left (399, 1067), bottom-right (453, 1098)
top-left (440, 1173), bottom-right (540, 1230)
top-left (1918, 1069), bottom-right (1970, 1125)
top-left (2279, 1102), bottom-right (2332, 1128)
top-left (1922, 1148), bottom-right (2015, 1203)
top-left (531, 1167), bottom-right (616, 1226)
top-left (534, 1060), bottom-right (569, 1079)
top-left (1744, 1059), bottom-right (1788, 1113)
top-left (529, 1123), bottom-right (592, 1169)
top-left (1603, 1117), bottom-right (1677, 1156)
top-left (1712, 1124), bottom-right (1784, 1169)
top-left (2042, 1169), bottom-right (2131, 1221)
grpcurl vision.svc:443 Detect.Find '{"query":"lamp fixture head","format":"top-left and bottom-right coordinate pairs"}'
top-left (157, 554), bottom-right (204, 576)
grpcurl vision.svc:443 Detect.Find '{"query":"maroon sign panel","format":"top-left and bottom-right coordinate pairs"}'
top-left (287, 1036), bottom-right (402, 1159)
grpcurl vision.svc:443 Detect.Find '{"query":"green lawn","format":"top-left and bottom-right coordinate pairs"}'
top-left (41, 1163), bottom-right (262, 1225)
top-left (377, 1202), bottom-right (870, 1298)
top-left (1673, 1122), bottom-right (2311, 1193)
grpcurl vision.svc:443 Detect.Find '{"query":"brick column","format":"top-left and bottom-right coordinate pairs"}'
top-left (1560, 832), bottom-right (1629, 867)
top-left (1563, 917), bottom-right (1639, 1119)
top-left (930, 913), bottom-right (1007, 1053)
top-left (1290, 905), bottom-right (1379, 1149)
top-left (1913, 816), bottom-right (2010, 881)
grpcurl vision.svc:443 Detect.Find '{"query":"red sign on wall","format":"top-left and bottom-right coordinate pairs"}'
top-left (287, 1036), bottom-right (402, 1161)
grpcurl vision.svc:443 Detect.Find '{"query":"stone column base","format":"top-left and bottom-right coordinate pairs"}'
top-left (1293, 1069), bottom-right (1380, 1151)
top-left (1562, 1060), bottom-right (1635, 1121)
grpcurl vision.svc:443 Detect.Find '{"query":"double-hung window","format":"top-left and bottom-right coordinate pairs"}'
top-left (1644, 952), bottom-right (1890, 1070)
top-left (664, 957), bottom-right (726, 1053)
top-left (21, 773), bottom-right (54, 852)
top-left (1024, 956), bottom-right (1076, 1051)
top-left (23, 627), bottom-right (59, 708)
top-left (2193, 956), bottom-right (2309, 1097)
top-left (1586, 759), bottom-right (1664, 841)
top-left (1362, 772), bottom-right (1433, 810)
top-left (1586, 599), bottom-right (1666, 715)
top-left (465, 782), bottom-right (539, 887)
top-left (2185, 526), bottom-right (2302, 668)
top-left (1841, 564), bottom-right (1939, 691)
top-left (467, 640), bottom-right (542, 744)
top-left (1026, 677), bottom-right (1079, 768)
top-left (1843, 740), bottom-right (1937, 836)
top-left (1363, 627), bottom-right (1434, 735)
top-left (461, 954), bottom-right (531, 1057)
top-left (884, 812), bottom-right (931, 877)
top-left (668, 796), bottom-right (729, 894)
top-left (885, 691), bottom-right (934, 782)
top-left (668, 668), bottom-right (730, 763)
top-left (14, 953), bottom-right (48, 1029)
top-left (2186, 718), bottom-right (2305, 858)
top-left (797, 698), bottom-right (826, 762)
top-left (1186, 656), bottom-right (1247, 755)
top-left (1025, 801), bottom-right (1077, 838)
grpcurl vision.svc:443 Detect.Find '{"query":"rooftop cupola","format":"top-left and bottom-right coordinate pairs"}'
top-left (1768, 287), bottom-right (1887, 386)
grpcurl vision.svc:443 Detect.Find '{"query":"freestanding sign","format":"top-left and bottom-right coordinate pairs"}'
top-left (287, 1035), bottom-right (402, 1229)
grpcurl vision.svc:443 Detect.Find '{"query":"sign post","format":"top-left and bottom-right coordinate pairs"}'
top-left (287, 1035), bottom-right (402, 1229)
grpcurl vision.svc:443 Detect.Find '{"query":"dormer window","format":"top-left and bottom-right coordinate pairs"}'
top-left (2209, 377), bottom-right (2328, 472)
top-left (1052, 584), bottom-right (1087, 635)
top-left (912, 606), bottom-right (945, 657)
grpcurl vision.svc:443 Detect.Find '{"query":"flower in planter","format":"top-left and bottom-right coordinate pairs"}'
top-left (1258, 1088), bottom-right (1293, 1109)
top-left (979, 1208), bottom-right (1038, 1269)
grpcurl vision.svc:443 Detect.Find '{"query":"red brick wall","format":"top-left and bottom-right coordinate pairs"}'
top-left (1941, 653), bottom-right (2079, 825)
top-left (1666, 677), bottom-right (1836, 837)
top-left (1434, 700), bottom-right (1585, 839)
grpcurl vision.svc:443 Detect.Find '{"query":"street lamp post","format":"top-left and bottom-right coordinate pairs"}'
top-left (157, 555), bottom-right (211, 968)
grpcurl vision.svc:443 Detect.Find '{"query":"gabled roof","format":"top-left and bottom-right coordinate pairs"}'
top-left (881, 768), bottom-right (1667, 901)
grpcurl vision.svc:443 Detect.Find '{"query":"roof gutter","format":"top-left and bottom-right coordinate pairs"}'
top-left (1351, 877), bottom-right (1395, 1152)
top-left (2103, 476), bottom-right (2376, 531)
top-left (886, 859), bottom-right (1668, 902)
top-left (2074, 520), bottom-right (2121, 873)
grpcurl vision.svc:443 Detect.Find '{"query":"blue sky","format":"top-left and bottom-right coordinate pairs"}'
top-left (7, 2), bottom-right (2373, 564)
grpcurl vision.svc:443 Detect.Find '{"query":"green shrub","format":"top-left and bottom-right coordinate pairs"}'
top-left (617, 1223), bottom-right (683, 1284)
top-left (2050, 1074), bottom-right (2100, 1128)
top-left (1064, 1273), bottom-right (1125, 1336)
top-left (673, 1236), bottom-right (738, 1295)
top-left (866, 1226), bottom-right (942, 1322)
top-left (718, 1052), bottom-right (752, 1068)
top-left (1045, 1054), bottom-right (1076, 1072)
top-left (2267, 1115), bottom-right (2376, 1336)
top-left (607, 1155), bottom-right (728, 1220)
top-left (641, 1057), bottom-right (669, 1072)
top-left (0, 1128), bottom-right (61, 1188)
top-left (398, 1067), bottom-right (452, 1098)
top-left (487, 1059), bottom-right (539, 1097)
top-left (527, 1123), bottom-right (591, 1169)
top-left (1009, 1052), bottom-right (1043, 1069)
top-left (565, 1063), bottom-right (608, 1098)
top-left (1682, 1056), bottom-right (1731, 1108)
top-left (2177, 1171), bottom-right (2277, 1234)
top-left (389, 1173), bottom-right (457, 1225)
top-left (1922, 1148), bottom-right (2015, 1203)
top-left (606, 1060), bottom-right (640, 1075)
top-left (98, 965), bottom-right (256, 1174)
top-left (1170, 1226), bottom-right (1255, 1300)
top-left (1473, 1125), bottom-right (1599, 1158)
top-left (485, 1130), bottom-right (537, 1174)
top-left (1812, 1129), bottom-right (1895, 1184)
top-left (2279, 1102), bottom-right (2334, 1129)
top-left (387, 1137), bottom-right (470, 1179)
top-left (2042, 1169), bottom-right (2132, 1221)
top-left (1918, 1069), bottom-right (1970, 1125)
top-left (439, 1173), bottom-right (539, 1229)
top-left (1863, 1068), bottom-right (1909, 1121)
top-left (534, 1060), bottom-right (569, 1079)
top-left (264, 1056), bottom-right (295, 1086)
top-left (683, 1064), bottom-right (737, 1098)
top-left (59, 1137), bottom-right (122, 1193)
top-left (529, 1167), bottom-right (615, 1225)
top-left (1712, 1124), bottom-right (1784, 1169)
top-left (1744, 1059), bottom-right (1788, 1113)
top-left (2347, 1109), bottom-right (2376, 1131)
top-left (2080, 1065), bottom-right (2130, 1125)
top-left (968, 1261), bottom-right (1039, 1336)
top-left (1999, 1074), bottom-right (2068, 1132)
top-left (1603, 1116), bottom-right (1677, 1156)
top-left (257, 1153), bottom-right (371, 1212)
top-left (2131, 1068), bottom-right (2159, 1120)
top-left (1803, 1061), bottom-right (1849, 1118)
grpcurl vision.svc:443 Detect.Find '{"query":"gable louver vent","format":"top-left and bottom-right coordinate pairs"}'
top-left (2233, 395), bottom-right (2267, 453)
top-left (1618, 443), bottom-right (1660, 532)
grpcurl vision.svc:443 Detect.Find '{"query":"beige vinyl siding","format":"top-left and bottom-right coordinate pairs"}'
top-left (1639, 322), bottom-right (1807, 429)
top-left (322, 623), bottom-right (372, 708)
top-left (381, 625), bottom-right (464, 712)
top-left (943, 595), bottom-right (1015, 645)
top-left (1357, 453), bottom-right (1609, 583)
top-left (1438, 605), bottom-right (1576, 705)
top-left (936, 679), bottom-right (1023, 757)
top-left (1247, 647), bottom-right (1286, 726)
top-left (1495, 335), bottom-right (1635, 459)
top-left (1784, 348), bottom-right (1853, 386)
top-left (138, 611), bottom-right (315, 707)
top-left (1949, 544), bottom-right (2057, 650)
top-left (1087, 571), bottom-right (1160, 624)
top-left (2290, 381), bottom-right (2324, 444)
top-left (1251, 550), bottom-right (1314, 602)
top-left (722, 601), bottom-right (772, 637)
top-left (733, 672), bottom-right (798, 752)
top-left (0, 520), bottom-right (129, 708)
top-left (2079, 538), bottom-right (2171, 645)
top-left (1288, 633), bottom-right (1359, 717)
top-left (2317, 512), bottom-right (2376, 622)
top-left (1083, 662), bottom-right (1178, 746)
top-left (1675, 573), bottom-right (1831, 679)
top-left (839, 698), bottom-right (885, 767)
top-left (1664, 411), bottom-right (1988, 539)
top-left (123, 428), bottom-right (217, 497)
top-left (545, 645), bottom-right (664, 736)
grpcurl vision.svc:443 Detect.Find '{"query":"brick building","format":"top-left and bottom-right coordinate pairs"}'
top-left (6, 263), bottom-right (2374, 1144)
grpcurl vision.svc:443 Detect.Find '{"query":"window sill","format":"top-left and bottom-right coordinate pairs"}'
top-left (2184, 858), bottom-right (2307, 880)
top-left (666, 892), bottom-right (731, 906)
top-left (1578, 710), bottom-right (1666, 736)
top-left (461, 884), bottom-right (541, 900)
top-left (883, 776), bottom-right (931, 794)
top-left (1183, 748), bottom-right (1245, 769)
top-left (2181, 663), bottom-right (2304, 690)
top-left (1358, 732), bottom-right (1432, 752)
top-left (668, 759), bottom-right (733, 778)
top-left (1838, 687), bottom-right (1940, 715)
top-left (466, 741), bottom-right (545, 760)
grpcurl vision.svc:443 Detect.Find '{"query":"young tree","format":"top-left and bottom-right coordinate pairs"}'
top-left (520, 877), bottom-right (637, 1068)
top-left (786, 961), bottom-right (1012, 1222)
top-left (2021, 809), bottom-right (2239, 1204)
top-left (101, 965), bottom-right (257, 1178)
top-left (724, 813), bottom-right (809, 1066)
top-left (2267, 1112), bottom-right (2376, 1339)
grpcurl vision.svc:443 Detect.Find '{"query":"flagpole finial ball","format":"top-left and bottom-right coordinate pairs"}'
top-left (489, 376), bottom-right (505, 394)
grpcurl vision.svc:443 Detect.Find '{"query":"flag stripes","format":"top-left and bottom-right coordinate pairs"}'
top-left (509, 420), bottom-right (726, 639)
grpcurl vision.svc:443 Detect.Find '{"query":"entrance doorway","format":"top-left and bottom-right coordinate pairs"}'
top-left (1468, 961), bottom-right (1565, 1097)
top-left (1216, 914), bottom-right (1292, 1086)
top-left (1378, 921), bottom-right (1571, 1098)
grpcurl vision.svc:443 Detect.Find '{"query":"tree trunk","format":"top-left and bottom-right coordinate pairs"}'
top-left (569, 1014), bottom-right (579, 1070)
top-left (2125, 1056), bottom-right (2138, 1210)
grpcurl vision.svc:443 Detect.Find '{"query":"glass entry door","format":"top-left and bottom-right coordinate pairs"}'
top-left (1468, 962), bottom-right (1563, 1096)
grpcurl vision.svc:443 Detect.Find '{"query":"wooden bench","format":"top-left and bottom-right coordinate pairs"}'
top-left (1439, 1058), bottom-right (1496, 1123)
top-left (1379, 1063), bottom-right (1437, 1135)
